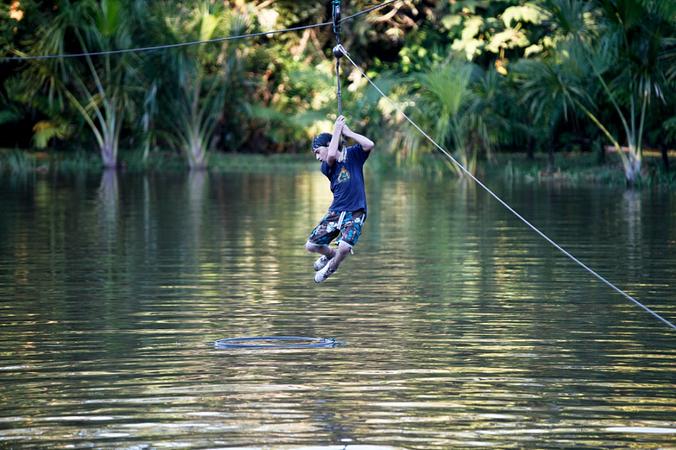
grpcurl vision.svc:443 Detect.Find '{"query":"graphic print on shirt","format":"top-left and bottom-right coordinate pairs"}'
top-left (337, 166), bottom-right (350, 184)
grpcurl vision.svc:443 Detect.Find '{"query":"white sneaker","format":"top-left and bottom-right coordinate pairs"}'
top-left (314, 261), bottom-right (335, 283)
top-left (313, 254), bottom-right (332, 271)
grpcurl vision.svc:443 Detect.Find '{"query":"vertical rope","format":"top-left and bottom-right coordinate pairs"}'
top-left (332, 0), bottom-right (343, 117)
top-left (335, 58), bottom-right (343, 116)
top-left (332, 0), bottom-right (342, 38)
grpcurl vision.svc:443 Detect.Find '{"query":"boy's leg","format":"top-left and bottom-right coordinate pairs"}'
top-left (304, 242), bottom-right (336, 258)
top-left (329, 211), bottom-right (365, 272)
top-left (326, 241), bottom-right (351, 272)
top-left (315, 211), bottom-right (365, 282)
top-left (305, 211), bottom-right (340, 259)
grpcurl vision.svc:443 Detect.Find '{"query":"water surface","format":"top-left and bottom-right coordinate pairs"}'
top-left (0, 170), bottom-right (674, 448)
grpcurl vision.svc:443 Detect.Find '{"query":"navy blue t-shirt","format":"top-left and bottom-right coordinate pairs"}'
top-left (320, 144), bottom-right (370, 212)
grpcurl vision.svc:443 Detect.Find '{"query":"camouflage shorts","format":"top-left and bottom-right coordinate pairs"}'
top-left (307, 210), bottom-right (366, 248)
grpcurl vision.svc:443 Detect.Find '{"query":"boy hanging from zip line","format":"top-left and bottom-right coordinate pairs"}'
top-left (305, 115), bottom-right (375, 283)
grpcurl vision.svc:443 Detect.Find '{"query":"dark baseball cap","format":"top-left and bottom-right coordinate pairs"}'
top-left (312, 133), bottom-right (332, 151)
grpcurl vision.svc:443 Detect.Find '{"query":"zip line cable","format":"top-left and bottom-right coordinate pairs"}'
top-left (0, 0), bottom-right (400, 62)
top-left (3, 1), bottom-right (671, 330)
top-left (335, 44), bottom-right (675, 331)
top-left (0, 22), bottom-right (332, 62)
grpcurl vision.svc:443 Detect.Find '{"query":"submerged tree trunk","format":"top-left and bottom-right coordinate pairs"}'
top-left (101, 135), bottom-right (118, 169)
top-left (623, 150), bottom-right (642, 186)
top-left (187, 133), bottom-right (207, 170)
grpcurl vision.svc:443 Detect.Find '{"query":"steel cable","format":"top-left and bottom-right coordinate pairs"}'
top-left (336, 44), bottom-right (675, 331)
top-left (0, 0), bottom-right (400, 62)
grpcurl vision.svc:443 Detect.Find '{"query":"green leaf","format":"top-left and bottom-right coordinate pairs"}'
top-left (97, 0), bottom-right (122, 39)
top-left (32, 120), bottom-right (72, 149)
top-left (502, 4), bottom-right (547, 27)
top-left (0, 108), bottom-right (21, 125)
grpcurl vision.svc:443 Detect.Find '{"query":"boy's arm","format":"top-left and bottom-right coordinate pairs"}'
top-left (327, 116), bottom-right (346, 165)
top-left (342, 125), bottom-right (374, 151)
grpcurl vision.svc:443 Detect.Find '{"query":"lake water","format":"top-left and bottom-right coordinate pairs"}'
top-left (0, 170), bottom-right (674, 448)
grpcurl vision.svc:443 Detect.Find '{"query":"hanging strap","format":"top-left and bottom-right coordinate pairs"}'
top-left (332, 0), bottom-right (343, 116)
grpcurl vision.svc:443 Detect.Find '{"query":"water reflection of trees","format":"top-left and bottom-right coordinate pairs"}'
top-left (1, 173), bottom-right (675, 446)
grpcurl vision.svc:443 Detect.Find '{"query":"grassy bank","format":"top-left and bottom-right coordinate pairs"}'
top-left (1, 148), bottom-right (674, 188)
top-left (0, 149), bottom-right (316, 176)
top-left (485, 152), bottom-right (676, 187)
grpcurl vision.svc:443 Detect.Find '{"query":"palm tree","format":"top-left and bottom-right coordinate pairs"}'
top-left (541, 0), bottom-right (675, 184)
top-left (512, 48), bottom-right (595, 171)
top-left (14, 0), bottom-right (141, 168)
top-left (466, 67), bottom-right (511, 164)
top-left (415, 60), bottom-right (504, 176)
top-left (160, 3), bottom-right (247, 170)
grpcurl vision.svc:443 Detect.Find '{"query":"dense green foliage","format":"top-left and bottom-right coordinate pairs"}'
top-left (1, 0), bottom-right (674, 183)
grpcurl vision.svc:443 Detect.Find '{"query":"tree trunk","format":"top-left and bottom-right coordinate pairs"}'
top-left (188, 136), bottom-right (207, 171)
top-left (547, 140), bottom-right (555, 173)
top-left (660, 144), bottom-right (670, 173)
top-left (624, 152), bottom-right (641, 185)
top-left (595, 138), bottom-right (605, 164)
top-left (101, 136), bottom-right (117, 169)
